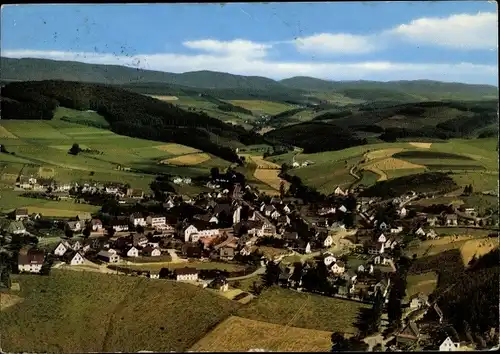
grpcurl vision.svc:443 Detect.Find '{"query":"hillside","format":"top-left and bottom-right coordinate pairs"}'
top-left (264, 121), bottom-right (367, 153)
top-left (281, 77), bottom-right (498, 101)
top-left (1, 58), bottom-right (497, 103)
top-left (0, 271), bottom-right (239, 352)
top-left (0, 80), bottom-right (268, 163)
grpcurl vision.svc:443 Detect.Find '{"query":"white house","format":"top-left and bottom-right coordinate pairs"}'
top-left (283, 204), bottom-right (292, 214)
top-left (292, 161), bottom-right (300, 168)
top-left (334, 186), bottom-right (346, 196)
top-left (305, 242), bottom-right (311, 254)
top-left (130, 213), bottom-right (146, 227)
top-left (233, 206), bottom-right (242, 224)
top-left (378, 233), bottom-right (387, 243)
top-left (331, 261), bottom-right (345, 275)
top-left (415, 228), bottom-right (426, 237)
top-left (54, 242), bottom-right (68, 257)
top-left (18, 250), bottom-right (45, 273)
top-left (146, 215), bottom-right (166, 227)
top-left (107, 248), bottom-right (118, 255)
top-left (174, 267), bottom-right (199, 281)
top-left (14, 208), bottom-right (29, 221)
top-left (126, 246), bottom-right (139, 258)
top-left (184, 224), bottom-right (219, 242)
top-left (69, 252), bottom-right (85, 265)
top-left (338, 205), bottom-right (347, 213)
top-left (143, 246), bottom-right (161, 257)
top-left (66, 221), bottom-right (81, 232)
top-left (270, 210), bottom-right (281, 220)
top-left (379, 222), bottom-right (389, 230)
top-left (398, 207), bottom-right (407, 218)
top-left (97, 251), bottom-right (120, 263)
top-left (439, 337), bottom-right (461, 352)
top-left (324, 254), bottom-right (337, 266)
top-left (112, 223), bottom-right (129, 232)
top-left (390, 226), bottom-right (403, 234)
top-left (7, 221), bottom-right (26, 235)
top-left (323, 234), bottom-right (334, 248)
top-left (91, 219), bottom-right (103, 231)
top-left (427, 229), bottom-right (438, 239)
top-left (164, 199), bottom-right (175, 209)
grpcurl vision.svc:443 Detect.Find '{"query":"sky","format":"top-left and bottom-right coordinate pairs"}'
top-left (1, 2), bottom-right (498, 84)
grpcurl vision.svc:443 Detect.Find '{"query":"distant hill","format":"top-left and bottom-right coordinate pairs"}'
top-left (0, 80), bottom-right (268, 162)
top-left (281, 77), bottom-right (498, 101)
top-left (1, 57), bottom-right (497, 103)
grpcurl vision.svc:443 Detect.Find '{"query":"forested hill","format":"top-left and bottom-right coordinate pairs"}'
top-left (1, 57), bottom-right (497, 102)
top-left (0, 80), bottom-right (267, 163)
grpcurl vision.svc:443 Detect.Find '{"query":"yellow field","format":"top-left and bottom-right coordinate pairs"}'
top-left (460, 239), bottom-right (499, 266)
top-left (155, 144), bottom-right (200, 155)
top-left (148, 95), bottom-right (179, 101)
top-left (38, 167), bottom-right (55, 178)
top-left (228, 100), bottom-right (292, 115)
top-left (190, 316), bottom-right (332, 352)
top-left (1, 173), bottom-right (18, 183)
top-left (365, 148), bottom-right (404, 161)
top-left (367, 157), bottom-right (425, 171)
top-left (0, 126), bottom-right (18, 139)
top-left (406, 235), bottom-right (480, 258)
top-left (0, 294), bottom-right (24, 311)
top-left (250, 155), bottom-right (281, 169)
top-left (161, 153), bottom-right (211, 166)
top-left (254, 169), bottom-right (288, 191)
top-left (409, 142), bottom-right (432, 149)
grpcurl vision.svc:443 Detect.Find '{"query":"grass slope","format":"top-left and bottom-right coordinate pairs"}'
top-left (0, 271), bottom-right (239, 353)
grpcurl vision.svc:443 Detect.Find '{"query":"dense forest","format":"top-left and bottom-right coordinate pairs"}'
top-left (0, 80), bottom-right (269, 163)
top-left (359, 172), bottom-right (457, 198)
top-left (264, 121), bottom-right (367, 153)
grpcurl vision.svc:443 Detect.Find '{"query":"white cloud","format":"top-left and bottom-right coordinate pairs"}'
top-left (2, 49), bottom-right (497, 85)
top-left (294, 33), bottom-right (381, 55)
top-left (389, 12), bottom-right (498, 50)
top-left (183, 39), bottom-right (271, 59)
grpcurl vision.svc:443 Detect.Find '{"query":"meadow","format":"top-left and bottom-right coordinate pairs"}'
top-left (236, 286), bottom-right (370, 335)
top-left (190, 316), bottom-right (333, 352)
top-left (228, 100), bottom-right (294, 115)
top-left (268, 138), bottom-right (498, 193)
top-left (126, 261), bottom-right (246, 272)
top-left (0, 271), bottom-right (239, 353)
top-left (405, 271), bottom-right (438, 300)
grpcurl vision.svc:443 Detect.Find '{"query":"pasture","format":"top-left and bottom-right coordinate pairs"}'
top-left (228, 100), bottom-right (293, 115)
top-left (405, 271), bottom-right (438, 300)
top-left (0, 271), bottom-right (239, 353)
top-left (52, 107), bottom-right (110, 127)
top-left (236, 286), bottom-right (370, 335)
top-left (126, 261), bottom-right (246, 272)
top-left (161, 153), bottom-right (211, 166)
top-left (190, 316), bottom-right (333, 352)
top-left (404, 235), bottom-right (490, 259)
top-left (155, 143), bottom-right (200, 155)
top-left (253, 169), bottom-right (287, 193)
top-left (459, 238), bottom-right (499, 266)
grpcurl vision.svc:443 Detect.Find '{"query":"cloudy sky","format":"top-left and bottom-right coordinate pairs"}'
top-left (1, 2), bottom-right (498, 84)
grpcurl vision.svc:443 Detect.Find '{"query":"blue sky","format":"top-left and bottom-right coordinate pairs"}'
top-left (1, 2), bottom-right (498, 84)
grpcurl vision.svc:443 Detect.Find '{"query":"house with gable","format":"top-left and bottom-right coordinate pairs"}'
top-left (65, 251), bottom-right (85, 266)
top-left (323, 252), bottom-right (336, 266)
top-left (125, 246), bottom-right (139, 258)
top-left (91, 218), bottom-right (103, 232)
top-left (66, 221), bottom-right (82, 232)
top-left (18, 248), bottom-right (45, 273)
top-left (427, 216), bottom-right (440, 227)
top-left (317, 232), bottom-right (334, 248)
top-left (439, 337), bottom-right (461, 352)
top-left (331, 261), bottom-right (345, 275)
top-left (409, 293), bottom-right (429, 310)
top-left (14, 208), bottom-right (29, 221)
top-left (146, 214), bottom-right (166, 228)
top-left (130, 212), bottom-right (146, 227)
top-left (396, 321), bottom-right (420, 347)
top-left (7, 221), bottom-right (26, 235)
top-left (415, 227), bottom-right (426, 237)
top-left (174, 267), bottom-right (199, 281)
top-left (209, 275), bottom-right (229, 292)
top-left (142, 246), bottom-right (161, 257)
top-left (444, 214), bottom-right (458, 226)
top-left (54, 242), bottom-right (69, 257)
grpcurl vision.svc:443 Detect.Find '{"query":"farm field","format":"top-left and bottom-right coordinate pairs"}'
top-left (236, 286), bottom-right (370, 335)
top-left (161, 152), bottom-right (211, 166)
top-left (269, 138), bottom-right (498, 193)
top-left (52, 106), bottom-right (110, 127)
top-left (459, 238), bottom-right (499, 266)
top-left (404, 234), bottom-right (491, 259)
top-left (190, 316), bottom-right (333, 352)
top-left (228, 100), bottom-right (293, 115)
top-left (405, 271), bottom-right (438, 300)
top-left (0, 271), bottom-right (239, 353)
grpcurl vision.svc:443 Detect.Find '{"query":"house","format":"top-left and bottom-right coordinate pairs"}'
top-left (54, 242), bottom-right (69, 256)
top-left (374, 278), bottom-right (391, 298)
top-left (7, 221), bottom-right (26, 235)
top-left (210, 276), bottom-right (229, 292)
top-left (146, 214), bottom-right (166, 228)
top-left (142, 246), bottom-right (161, 257)
top-left (107, 248), bottom-right (118, 255)
top-left (18, 248), bottom-right (45, 273)
top-left (426, 229), bottom-right (438, 239)
top-left (427, 216), bottom-right (439, 226)
top-left (174, 267), bottom-right (199, 281)
top-left (374, 253), bottom-right (392, 266)
top-left (240, 245), bottom-right (253, 256)
top-left (91, 219), bottom-right (103, 231)
top-left (343, 269), bottom-right (357, 283)
top-left (77, 212), bottom-right (92, 222)
top-left (66, 221), bottom-right (82, 232)
top-left (67, 252), bottom-right (85, 266)
top-left (396, 321), bottom-right (420, 346)
top-left (334, 186), bottom-right (346, 196)
top-left (379, 222), bottom-right (389, 230)
top-left (111, 219), bottom-right (129, 232)
top-left (283, 204), bottom-right (292, 214)
top-left (409, 293), bottom-right (429, 310)
top-left (127, 188), bottom-right (144, 199)
top-left (331, 261), bottom-right (345, 275)
top-left (357, 264), bottom-right (366, 273)
top-left (439, 337), bottom-right (461, 352)
top-left (270, 210), bottom-right (281, 220)
top-left (125, 246), bottom-right (139, 258)
top-left (163, 198), bottom-right (175, 209)
top-left (183, 222), bottom-right (219, 242)
top-left (323, 253), bottom-right (337, 266)
top-left (317, 232), bottom-right (334, 248)
top-left (219, 247), bottom-right (235, 261)
top-left (97, 251), bottom-right (120, 263)
top-left (130, 212), bottom-right (146, 227)
top-left (14, 208), bottom-right (29, 221)
top-left (390, 226), bottom-right (403, 234)
top-left (463, 208), bottom-right (476, 217)
top-left (292, 161), bottom-right (300, 168)
top-left (398, 207), bottom-right (407, 218)
top-left (232, 205), bottom-right (242, 224)
top-left (133, 234), bottom-right (148, 248)
top-left (415, 227), bottom-right (426, 237)
top-left (338, 205), bottom-right (348, 213)
top-left (318, 207), bottom-right (336, 215)
top-left (445, 214), bottom-right (458, 226)
top-left (182, 243), bottom-right (203, 258)
top-left (377, 233), bottom-right (387, 243)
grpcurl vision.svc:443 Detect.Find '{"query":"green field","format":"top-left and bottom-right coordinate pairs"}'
top-left (127, 261), bottom-right (247, 272)
top-left (405, 271), bottom-right (438, 300)
top-left (267, 138), bottom-right (498, 193)
top-left (236, 286), bottom-right (370, 335)
top-left (0, 111), bottom-right (233, 208)
top-left (0, 271), bottom-right (239, 353)
top-left (228, 100), bottom-right (294, 115)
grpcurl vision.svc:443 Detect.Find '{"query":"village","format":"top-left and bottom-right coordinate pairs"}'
top-left (1, 168), bottom-right (498, 352)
